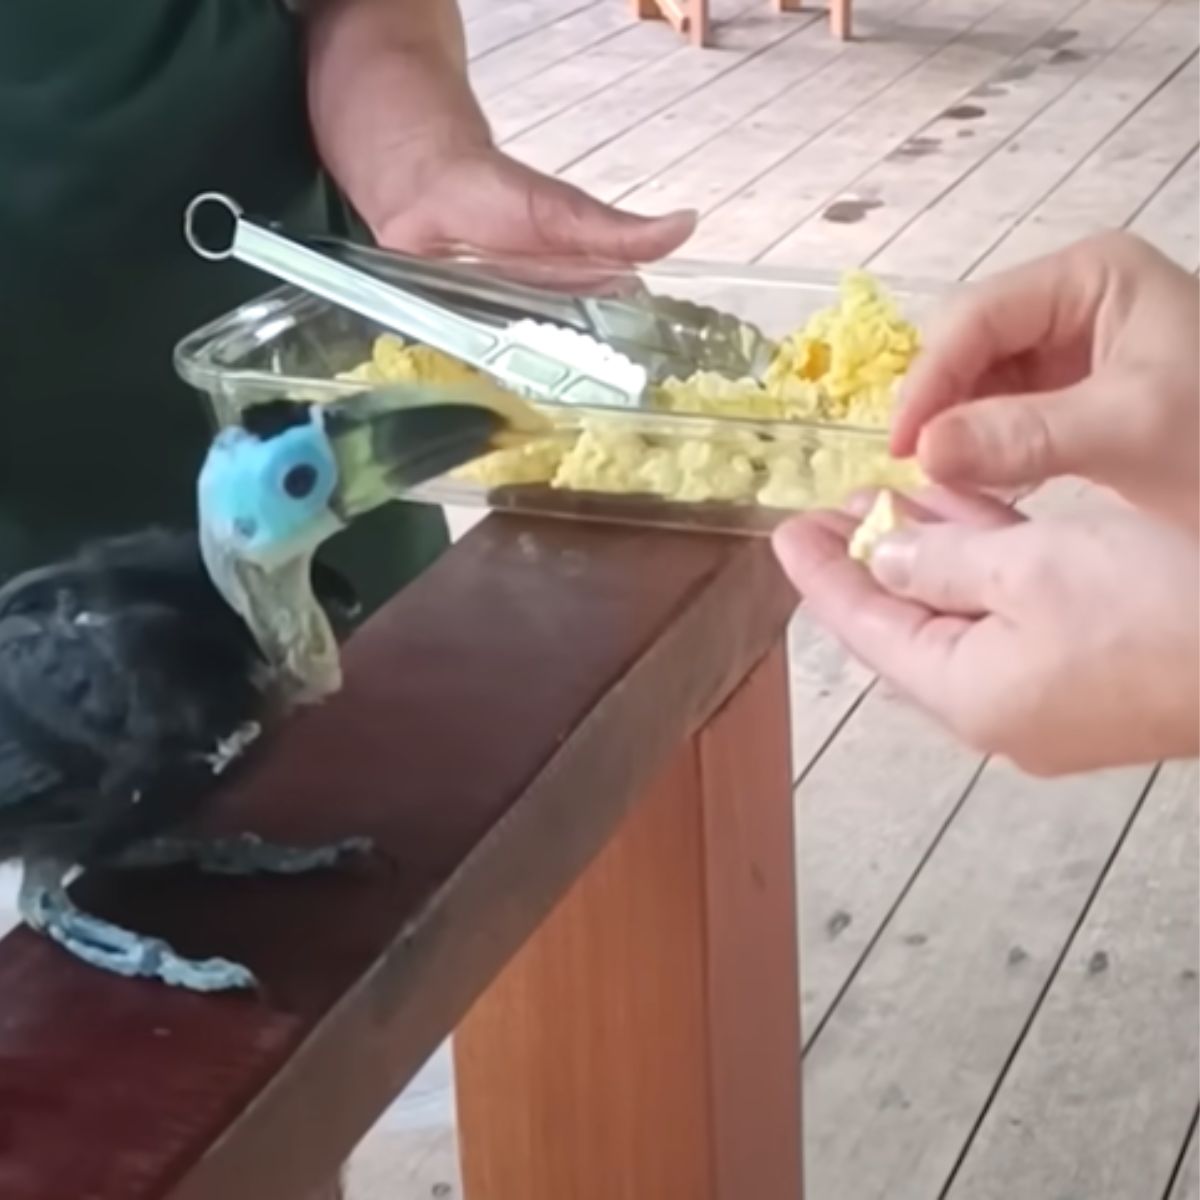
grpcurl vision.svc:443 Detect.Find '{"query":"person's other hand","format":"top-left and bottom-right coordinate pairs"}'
top-left (371, 144), bottom-right (696, 266)
top-left (772, 489), bottom-right (1199, 776)
top-left (306, 0), bottom-right (695, 270)
top-left (891, 232), bottom-right (1200, 531)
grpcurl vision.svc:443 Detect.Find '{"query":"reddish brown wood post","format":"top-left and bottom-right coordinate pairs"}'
top-left (830, 0), bottom-right (852, 39)
top-left (0, 519), bottom-right (796, 1200)
top-left (454, 643), bottom-right (803, 1200)
top-left (631, 0), bottom-right (710, 46)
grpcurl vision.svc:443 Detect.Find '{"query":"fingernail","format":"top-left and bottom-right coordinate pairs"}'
top-left (869, 532), bottom-right (918, 592)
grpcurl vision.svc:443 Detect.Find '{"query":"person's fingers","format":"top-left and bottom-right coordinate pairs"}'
top-left (914, 376), bottom-right (1133, 490)
top-left (904, 484), bottom-right (1023, 527)
top-left (890, 244), bottom-right (1106, 456)
top-left (417, 239), bottom-right (649, 296)
top-left (529, 173), bottom-right (697, 263)
top-left (803, 508), bottom-right (859, 538)
top-left (867, 522), bottom-right (1017, 617)
top-left (771, 516), bottom-right (984, 711)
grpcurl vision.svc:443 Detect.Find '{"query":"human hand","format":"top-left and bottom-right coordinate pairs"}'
top-left (307, 0), bottom-right (695, 273)
top-left (369, 144), bottom-right (696, 267)
top-left (891, 232), bottom-right (1200, 531)
top-left (772, 488), bottom-right (1199, 776)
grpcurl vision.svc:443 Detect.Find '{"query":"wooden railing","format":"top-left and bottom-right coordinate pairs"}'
top-left (0, 515), bottom-right (803, 1200)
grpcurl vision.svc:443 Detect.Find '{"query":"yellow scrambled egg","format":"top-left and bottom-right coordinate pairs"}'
top-left (848, 490), bottom-right (905, 562)
top-left (340, 271), bottom-right (924, 513)
top-left (338, 334), bottom-right (480, 388)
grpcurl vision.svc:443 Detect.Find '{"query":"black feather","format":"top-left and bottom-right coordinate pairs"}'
top-left (0, 527), bottom-right (353, 867)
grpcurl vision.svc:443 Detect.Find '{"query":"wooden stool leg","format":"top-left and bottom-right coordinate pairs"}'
top-left (454, 643), bottom-right (803, 1200)
top-left (830, 0), bottom-right (852, 39)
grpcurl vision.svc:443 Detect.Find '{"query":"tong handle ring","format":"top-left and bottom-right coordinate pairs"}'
top-left (184, 192), bottom-right (243, 262)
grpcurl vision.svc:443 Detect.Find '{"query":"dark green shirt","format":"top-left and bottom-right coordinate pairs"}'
top-left (0, 0), bottom-right (446, 611)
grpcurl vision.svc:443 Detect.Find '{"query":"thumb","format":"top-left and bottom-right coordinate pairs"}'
top-left (536, 177), bottom-right (697, 262)
top-left (869, 523), bottom-right (1007, 616)
top-left (915, 379), bottom-right (1114, 489)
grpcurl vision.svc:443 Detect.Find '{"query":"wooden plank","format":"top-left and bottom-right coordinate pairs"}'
top-left (786, 614), bottom-right (874, 780)
top-left (945, 761), bottom-right (1200, 1200)
top-left (454, 645), bottom-right (802, 1200)
top-left (555, 10), bottom-right (836, 204)
top-left (346, 1126), bottom-right (461, 1200)
top-left (801, 759), bottom-right (1156, 1200)
top-left (966, 57), bottom-right (1199, 277)
top-left (870, 7), bottom-right (1199, 281)
top-left (1130, 146), bottom-right (1200, 271)
top-left (482, 3), bottom-right (743, 144)
top-left (499, 0), bottom-right (790, 175)
top-left (795, 684), bottom-right (983, 1038)
top-left (762, 0), bottom-right (1171, 271)
top-left (1171, 1119), bottom-right (1200, 1200)
top-left (0, 519), bottom-right (797, 1200)
top-left (684, 0), bottom-right (1091, 261)
top-left (484, 21), bottom-right (678, 145)
top-left (621, 0), bottom-right (1001, 220)
top-left (465, 0), bottom-right (597, 60)
top-left (468, 2), bottom-right (638, 100)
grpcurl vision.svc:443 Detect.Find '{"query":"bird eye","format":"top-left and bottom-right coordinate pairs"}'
top-left (283, 463), bottom-right (319, 499)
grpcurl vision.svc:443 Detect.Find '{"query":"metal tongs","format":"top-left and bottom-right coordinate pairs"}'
top-left (184, 193), bottom-right (778, 409)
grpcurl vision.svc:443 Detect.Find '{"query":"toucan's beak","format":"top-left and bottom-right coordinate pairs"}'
top-left (318, 381), bottom-right (551, 518)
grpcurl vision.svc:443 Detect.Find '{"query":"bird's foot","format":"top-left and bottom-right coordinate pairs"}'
top-left (18, 863), bottom-right (255, 992)
top-left (108, 832), bottom-right (375, 877)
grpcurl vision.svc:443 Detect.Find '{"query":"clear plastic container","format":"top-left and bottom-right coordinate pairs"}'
top-left (174, 256), bottom-right (944, 536)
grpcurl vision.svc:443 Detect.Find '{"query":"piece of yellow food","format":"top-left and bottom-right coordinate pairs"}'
top-left (848, 490), bottom-right (904, 562)
top-left (766, 269), bottom-right (920, 426)
top-left (340, 272), bottom-right (923, 511)
top-left (338, 334), bottom-right (481, 388)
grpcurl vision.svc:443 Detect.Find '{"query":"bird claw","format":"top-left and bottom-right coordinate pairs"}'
top-left (156, 953), bottom-right (257, 992)
top-left (110, 832), bottom-right (376, 877)
top-left (18, 832), bottom-right (377, 994)
top-left (29, 892), bottom-right (257, 992)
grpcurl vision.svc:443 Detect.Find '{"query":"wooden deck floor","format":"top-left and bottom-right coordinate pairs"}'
top-left (347, 0), bottom-right (1200, 1196)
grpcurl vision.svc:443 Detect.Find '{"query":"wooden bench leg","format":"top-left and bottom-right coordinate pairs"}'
top-left (830, 0), bottom-right (851, 39)
top-left (631, 0), bottom-right (711, 47)
top-left (454, 642), bottom-right (803, 1200)
top-left (775, 0), bottom-right (850, 38)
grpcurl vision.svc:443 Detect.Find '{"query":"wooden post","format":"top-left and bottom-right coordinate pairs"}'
top-left (0, 519), bottom-right (797, 1200)
top-left (455, 644), bottom-right (803, 1200)
top-left (631, 0), bottom-right (709, 45)
top-left (635, 0), bottom-right (850, 44)
top-left (830, 0), bottom-right (852, 40)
